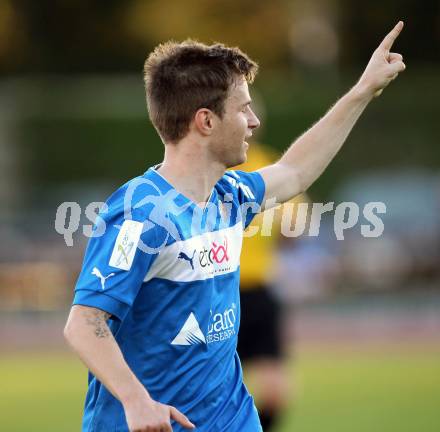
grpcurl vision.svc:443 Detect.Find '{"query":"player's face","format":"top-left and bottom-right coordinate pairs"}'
top-left (211, 79), bottom-right (260, 167)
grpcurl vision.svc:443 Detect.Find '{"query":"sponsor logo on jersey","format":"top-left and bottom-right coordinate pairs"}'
top-left (171, 304), bottom-right (237, 347)
top-left (206, 303), bottom-right (237, 344)
top-left (109, 220), bottom-right (143, 270)
top-left (171, 313), bottom-right (206, 346)
top-left (91, 267), bottom-right (115, 290)
top-left (178, 237), bottom-right (230, 271)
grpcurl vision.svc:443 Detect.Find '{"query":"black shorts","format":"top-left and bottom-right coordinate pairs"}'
top-left (237, 286), bottom-right (282, 361)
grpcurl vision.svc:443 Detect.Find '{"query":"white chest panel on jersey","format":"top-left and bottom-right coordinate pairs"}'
top-left (144, 221), bottom-right (243, 283)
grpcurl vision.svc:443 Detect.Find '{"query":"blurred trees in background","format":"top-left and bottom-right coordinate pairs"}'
top-left (0, 0), bottom-right (290, 74)
top-left (1, 0), bottom-right (439, 74)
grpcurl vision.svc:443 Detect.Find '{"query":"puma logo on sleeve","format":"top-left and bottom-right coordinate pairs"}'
top-left (91, 267), bottom-right (115, 290)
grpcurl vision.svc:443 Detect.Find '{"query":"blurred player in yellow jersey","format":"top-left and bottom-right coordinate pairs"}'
top-left (233, 142), bottom-right (308, 431)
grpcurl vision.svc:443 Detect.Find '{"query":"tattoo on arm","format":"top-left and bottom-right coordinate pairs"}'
top-left (83, 309), bottom-right (112, 338)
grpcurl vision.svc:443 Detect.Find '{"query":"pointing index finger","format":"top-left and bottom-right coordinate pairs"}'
top-left (380, 21), bottom-right (404, 51)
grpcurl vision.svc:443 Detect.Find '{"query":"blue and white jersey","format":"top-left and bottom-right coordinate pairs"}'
top-left (73, 166), bottom-right (266, 432)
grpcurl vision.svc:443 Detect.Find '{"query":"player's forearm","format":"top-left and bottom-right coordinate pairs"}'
top-left (64, 305), bottom-right (150, 406)
top-left (279, 84), bottom-right (373, 192)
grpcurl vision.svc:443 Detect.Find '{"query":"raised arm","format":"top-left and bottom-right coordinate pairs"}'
top-left (64, 305), bottom-right (195, 432)
top-left (258, 21), bottom-right (406, 207)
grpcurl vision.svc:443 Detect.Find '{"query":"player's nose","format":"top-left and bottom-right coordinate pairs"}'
top-left (248, 109), bottom-right (260, 130)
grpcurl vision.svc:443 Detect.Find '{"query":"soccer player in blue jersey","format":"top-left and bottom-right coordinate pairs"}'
top-left (64, 22), bottom-right (405, 432)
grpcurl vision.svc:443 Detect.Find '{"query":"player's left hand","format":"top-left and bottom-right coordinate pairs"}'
top-left (357, 21), bottom-right (406, 98)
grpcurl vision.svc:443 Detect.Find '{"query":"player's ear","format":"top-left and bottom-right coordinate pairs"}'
top-left (194, 108), bottom-right (215, 136)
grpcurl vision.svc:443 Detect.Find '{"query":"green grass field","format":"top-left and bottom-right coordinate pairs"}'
top-left (1, 346), bottom-right (439, 432)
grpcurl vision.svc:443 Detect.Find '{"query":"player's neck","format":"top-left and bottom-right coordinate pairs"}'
top-left (157, 139), bottom-right (225, 205)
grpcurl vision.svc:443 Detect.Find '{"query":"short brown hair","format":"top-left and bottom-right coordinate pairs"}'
top-left (143, 40), bottom-right (258, 143)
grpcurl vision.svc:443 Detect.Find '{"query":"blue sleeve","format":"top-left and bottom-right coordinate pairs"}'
top-left (224, 170), bottom-right (266, 228)
top-left (73, 182), bottom-right (162, 322)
